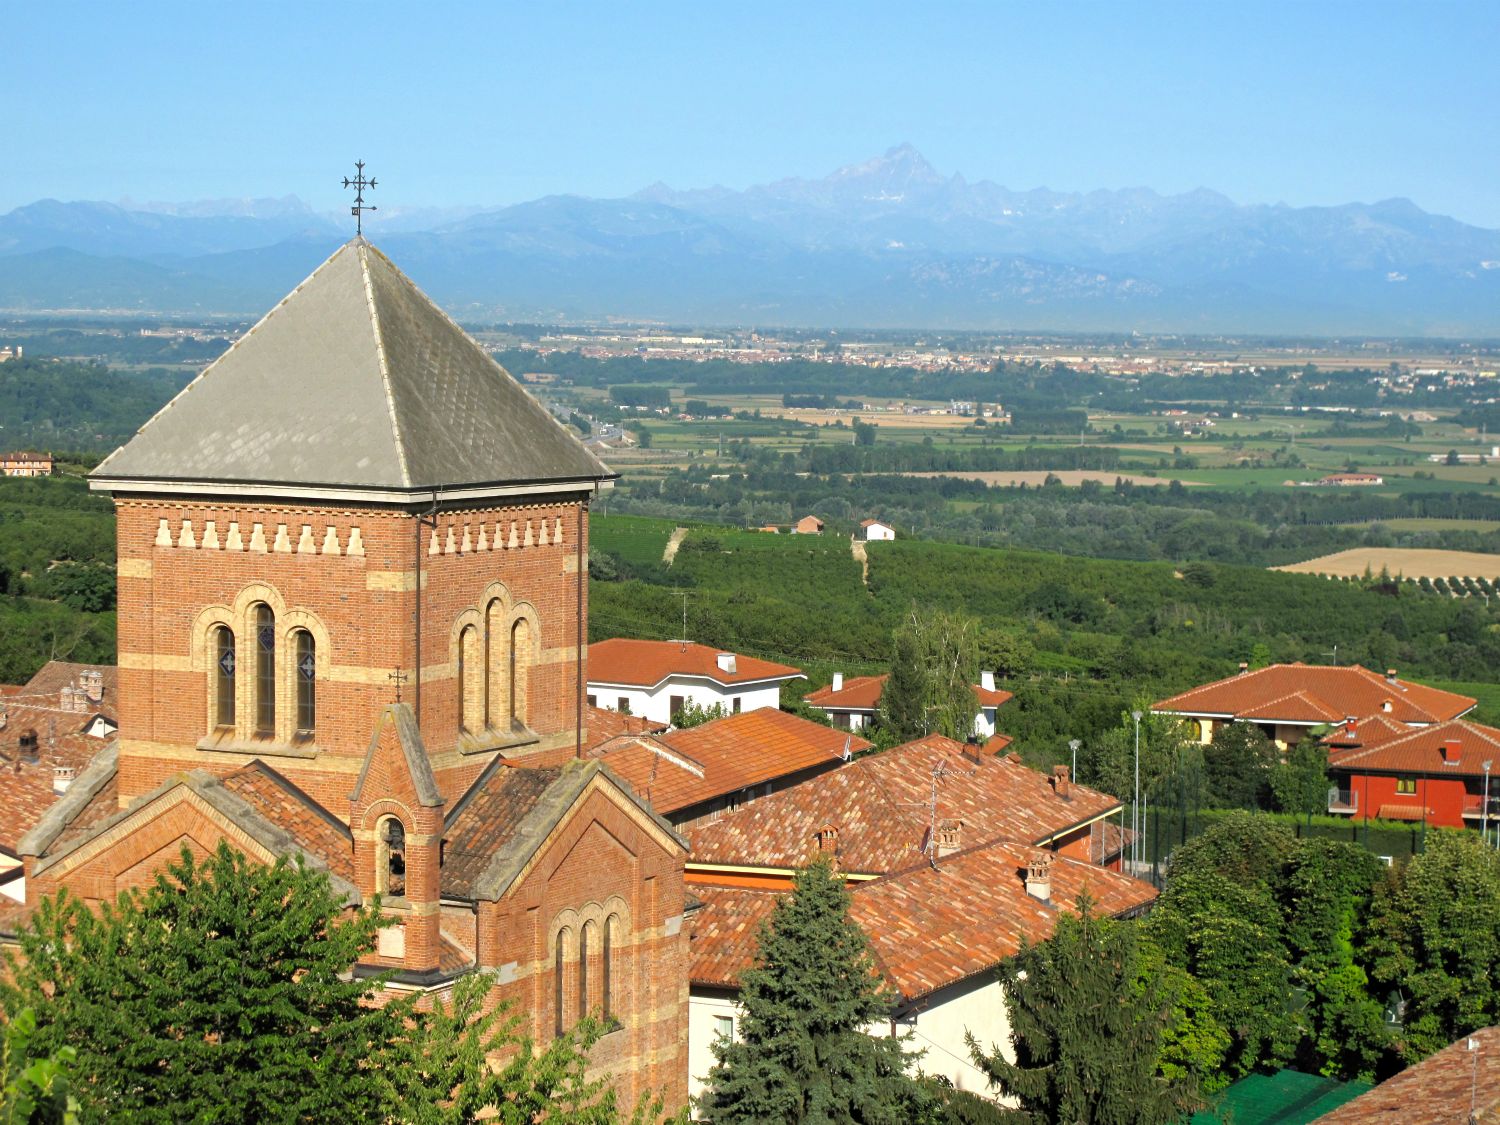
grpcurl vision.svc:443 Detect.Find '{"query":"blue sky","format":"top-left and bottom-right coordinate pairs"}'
top-left (7, 1), bottom-right (1499, 225)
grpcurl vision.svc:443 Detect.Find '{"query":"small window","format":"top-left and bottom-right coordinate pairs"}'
top-left (670, 695), bottom-right (685, 719)
top-left (380, 818), bottom-right (406, 897)
top-left (618, 696), bottom-right (629, 712)
top-left (510, 617), bottom-right (532, 727)
top-left (1396, 777), bottom-right (1417, 795)
top-left (714, 1014), bottom-right (734, 1041)
top-left (254, 604), bottom-right (275, 735)
top-left (294, 630), bottom-right (315, 736)
top-left (732, 697), bottom-right (743, 714)
top-left (579, 922), bottom-right (592, 1021)
top-left (587, 694), bottom-right (597, 708)
top-left (555, 937), bottom-right (567, 1038)
top-left (213, 625), bottom-right (236, 728)
top-left (602, 915), bottom-right (615, 1021)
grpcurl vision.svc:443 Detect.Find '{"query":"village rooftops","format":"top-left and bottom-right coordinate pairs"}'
top-left (1154, 663), bottom-right (1475, 728)
top-left (804, 672), bottom-right (1013, 714)
top-left (689, 843), bottom-right (1156, 1000)
top-left (587, 639), bottom-right (803, 691)
top-left (687, 734), bottom-right (1118, 875)
top-left (583, 708), bottom-right (870, 817)
top-left (1327, 716), bottom-right (1500, 777)
top-left (90, 239), bottom-right (614, 504)
top-left (1310, 1025), bottom-right (1500, 1124)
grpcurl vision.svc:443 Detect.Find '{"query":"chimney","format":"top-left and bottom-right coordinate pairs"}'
top-left (1441, 739), bottom-right (1462, 765)
top-left (980, 670), bottom-right (996, 692)
top-left (1052, 764), bottom-right (1072, 799)
top-left (1025, 853), bottom-right (1054, 903)
top-left (1238, 661), bottom-right (1249, 674)
top-left (936, 819), bottom-right (962, 859)
top-left (52, 764), bottom-right (76, 794)
top-left (1382, 699), bottom-right (1394, 713)
top-left (716, 652), bottom-right (737, 675)
top-left (1386, 668), bottom-right (1398, 684)
top-left (831, 672), bottom-right (844, 692)
top-left (80, 669), bottom-right (103, 704)
top-left (816, 824), bottom-right (839, 855)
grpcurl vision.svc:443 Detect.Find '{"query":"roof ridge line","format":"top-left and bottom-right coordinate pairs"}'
top-left (93, 240), bottom-right (351, 478)
top-left (357, 242), bottom-right (413, 489)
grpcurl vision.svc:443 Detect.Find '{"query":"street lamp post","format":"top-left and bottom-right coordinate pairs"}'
top-left (1069, 739), bottom-right (1080, 784)
top-left (1132, 711), bottom-right (1143, 871)
top-left (1484, 760), bottom-right (1493, 846)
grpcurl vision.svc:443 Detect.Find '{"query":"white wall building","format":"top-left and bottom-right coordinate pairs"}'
top-left (859, 519), bottom-right (896, 541)
top-left (586, 639), bottom-right (803, 726)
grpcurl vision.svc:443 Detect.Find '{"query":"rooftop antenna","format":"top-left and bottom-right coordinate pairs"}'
top-left (678, 591), bottom-right (689, 649)
top-left (342, 160), bottom-right (377, 237)
top-left (1323, 644), bottom-right (1339, 666)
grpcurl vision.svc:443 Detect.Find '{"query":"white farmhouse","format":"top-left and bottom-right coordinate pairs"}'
top-left (859, 519), bottom-right (896, 541)
top-left (586, 639), bottom-right (803, 726)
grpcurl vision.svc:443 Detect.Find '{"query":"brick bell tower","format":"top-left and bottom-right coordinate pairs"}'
top-left (90, 238), bottom-right (616, 819)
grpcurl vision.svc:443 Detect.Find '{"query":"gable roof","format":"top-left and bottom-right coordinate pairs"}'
top-left (581, 704), bottom-right (668, 751)
top-left (1328, 717), bottom-right (1500, 777)
top-left (687, 734), bottom-right (1118, 874)
top-left (1153, 663), bottom-right (1475, 727)
top-left (91, 239), bottom-right (613, 500)
top-left (586, 708), bottom-right (868, 815)
top-left (688, 843), bottom-right (1156, 999)
top-left (587, 639), bottom-right (803, 690)
top-left (804, 673), bottom-right (1014, 713)
top-left (1311, 1025), bottom-right (1500, 1124)
top-left (350, 703), bottom-right (443, 809)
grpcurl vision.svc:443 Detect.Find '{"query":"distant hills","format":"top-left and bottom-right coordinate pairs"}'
top-left (3, 145), bottom-right (1498, 334)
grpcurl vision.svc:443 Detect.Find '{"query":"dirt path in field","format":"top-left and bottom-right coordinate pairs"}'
top-left (662, 527), bottom-right (689, 566)
top-left (851, 537), bottom-right (869, 586)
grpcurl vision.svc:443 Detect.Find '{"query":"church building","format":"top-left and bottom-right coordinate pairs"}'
top-left (15, 239), bottom-right (691, 1109)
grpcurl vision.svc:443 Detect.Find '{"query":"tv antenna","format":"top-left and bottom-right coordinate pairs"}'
top-left (342, 160), bottom-right (378, 236)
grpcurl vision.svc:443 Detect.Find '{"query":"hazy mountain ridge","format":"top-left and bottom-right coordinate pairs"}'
top-left (2, 145), bottom-right (1497, 332)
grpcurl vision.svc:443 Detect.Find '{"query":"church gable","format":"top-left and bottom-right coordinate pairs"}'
top-left (350, 704), bottom-right (444, 814)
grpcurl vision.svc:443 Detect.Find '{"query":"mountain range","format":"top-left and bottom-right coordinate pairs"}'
top-left (2, 145), bottom-right (1498, 334)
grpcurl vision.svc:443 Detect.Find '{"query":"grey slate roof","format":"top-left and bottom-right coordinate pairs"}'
top-left (92, 239), bottom-right (613, 496)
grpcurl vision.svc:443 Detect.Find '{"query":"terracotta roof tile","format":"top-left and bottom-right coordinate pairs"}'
top-left (219, 762), bottom-right (355, 882)
top-left (688, 735), bottom-right (1120, 874)
top-left (1154, 664), bottom-right (1475, 727)
top-left (581, 704), bottom-right (667, 752)
top-left (588, 639), bottom-right (802, 690)
top-left (804, 673), bottom-right (1014, 713)
top-left (15, 661), bottom-right (118, 706)
top-left (0, 699), bottom-right (114, 854)
top-left (688, 843), bottom-right (1156, 999)
top-left (441, 765), bottom-right (563, 899)
top-left (589, 709), bottom-right (868, 815)
top-left (1312, 1026), bottom-right (1500, 1123)
top-left (1328, 718), bottom-right (1500, 777)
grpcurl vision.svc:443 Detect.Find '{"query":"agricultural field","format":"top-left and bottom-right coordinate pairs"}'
top-left (589, 514), bottom-right (680, 569)
top-left (1274, 548), bottom-right (1500, 581)
top-left (904, 470), bottom-right (1208, 488)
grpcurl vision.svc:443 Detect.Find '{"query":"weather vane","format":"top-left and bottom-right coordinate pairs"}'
top-left (342, 160), bottom-right (377, 236)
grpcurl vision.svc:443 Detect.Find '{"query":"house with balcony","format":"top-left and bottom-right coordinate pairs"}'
top-left (586, 639), bottom-right (804, 726)
top-left (1153, 663), bottom-right (1476, 751)
top-left (1323, 715), bottom-right (1500, 830)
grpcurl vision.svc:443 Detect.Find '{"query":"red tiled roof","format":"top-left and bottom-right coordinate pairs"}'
top-left (1154, 663), bottom-right (1475, 726)
top-left (804, 673), bottom-right (1013, 713)
top-left (589, 709), bottom-right (869, 815)
top-left (0, 699), bottom-right (114, 854)
top-left (1312, 1026), bottom-right (1500, 1124)
top-left (581, 704), bottom-right (667, 752)
top-left (587, 639), bottom-right (802, 689)
top-left (1328, 718), bottom-right (1500, 778)
top-left (219, 762), bottom-right (355, 883)
top-left (442, 765), bottom-right (564, 899)
top-left (688, 843), bottom-right (1156, 998)
top-left (687, 734), bottom-right (1119, 874)
top-left (16, 661), bottom-right (118, 705)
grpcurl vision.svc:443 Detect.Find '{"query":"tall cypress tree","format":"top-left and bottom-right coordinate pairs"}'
top-left (968, 893), bottom-right (1194, 1125)
top-left (698, 858), bottom-right (929, 1123)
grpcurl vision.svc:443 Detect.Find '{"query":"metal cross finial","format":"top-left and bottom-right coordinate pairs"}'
top-left (388, 665), bottom-right (409, 703)
top-left (342, 160), bottom-right (378, 236)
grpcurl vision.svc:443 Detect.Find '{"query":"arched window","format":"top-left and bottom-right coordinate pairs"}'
top-left (579, 921), bottom-right (593, 1020)
top-left (485, 598), bottom-right (507, 729)
top-left (458, 624), bottom-right (482, 733)
top-left (510, 617), bottom-right (531, 728)
top-left (253, 604), bottom-right (275, 735)
top-left (294, 629), bottom-right (316, 736)
top-left (377, 816), bottom-right (406, 897)
top-left (554, 932), bottom-right (568, 1038)
top-left (602, 915), bottom-right (616, 1021)
top-left (213, 624), bottom-right (236, 728)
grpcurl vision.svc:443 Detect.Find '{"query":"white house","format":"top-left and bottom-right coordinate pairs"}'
top-left (859, 519), bottom-right (896, 541)
top-left (804, 670), bottom-right (1012, 739)
top-left (586, 639), bottom-right (803, 726)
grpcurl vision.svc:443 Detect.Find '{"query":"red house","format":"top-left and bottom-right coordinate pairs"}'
top-left (1325, 716), bottom-right (1500, 829)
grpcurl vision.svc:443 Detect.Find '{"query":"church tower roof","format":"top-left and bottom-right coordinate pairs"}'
top-left (92, 239), bottom-right (613, 502)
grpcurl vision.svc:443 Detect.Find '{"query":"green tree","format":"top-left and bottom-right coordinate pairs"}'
top-left (1202, 723), bottom-right (1278, 810)
top-left (698, 858), bottom-right (929, 1123)
top-left (968, 894), bottom-right (1196, 1124)
top-left (876, 607), bottom-right (980, 743)
top-left (1271, 739), bottom-right (1330, 821)
top-left (2, 843), bottom-right (405, 1123)
top-left (1364, 831), bottom-right (1500, 1060)
top-left (671, 700), bottom-right (730, 728)
top-left (1, 1008), bottom-right (78, 1125)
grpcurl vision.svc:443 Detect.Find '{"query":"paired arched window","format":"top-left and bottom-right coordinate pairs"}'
top-left (457, 599), bottom-right (537, 738)
top-left (213, 625), bottom-right (236, 728)
top-left (203, 598), bottom-right (322, 742)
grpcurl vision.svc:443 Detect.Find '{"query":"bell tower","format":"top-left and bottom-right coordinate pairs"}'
top-left (91, 239), bottom-right (615, 813)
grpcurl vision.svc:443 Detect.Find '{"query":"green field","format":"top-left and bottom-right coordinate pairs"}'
top-left (589, 514), bottom-right (679, 569)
